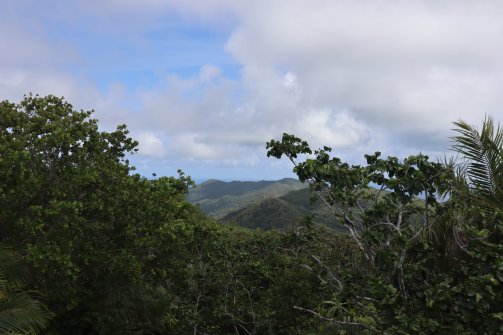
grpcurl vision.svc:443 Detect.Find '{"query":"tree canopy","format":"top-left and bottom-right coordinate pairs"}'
top-left (267, 119), bottom-right (503, 334)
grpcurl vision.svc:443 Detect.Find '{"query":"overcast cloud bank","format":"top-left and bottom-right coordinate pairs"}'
top-left (1, 0), bottom-right (502, 179)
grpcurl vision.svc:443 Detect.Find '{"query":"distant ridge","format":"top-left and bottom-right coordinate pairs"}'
top-left (187, 178), bottom-right (306, 219)
top-left (187, 178), bottom-right (348, 231)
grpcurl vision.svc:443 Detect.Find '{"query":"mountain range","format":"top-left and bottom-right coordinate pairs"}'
top-left (187, 179), bottom-right (345, 231)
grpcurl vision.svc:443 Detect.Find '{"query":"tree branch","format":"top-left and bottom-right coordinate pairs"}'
top-left (293, 306), bottom-right (388, 335)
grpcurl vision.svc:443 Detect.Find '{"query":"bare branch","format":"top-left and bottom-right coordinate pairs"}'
top-left (293, 306), bottom-right (388, 335)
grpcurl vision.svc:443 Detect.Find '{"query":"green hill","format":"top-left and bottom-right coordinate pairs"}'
top-left (187, 178), bottom-right (307, 219)
top-left (189, 179), bottom-right (392, 231)
top-left (222, 198), bottom-right (304, 230)
top-left (222, 187), bottom-right (346, 231)
top-left (279, 188), bottom-right (343, 229)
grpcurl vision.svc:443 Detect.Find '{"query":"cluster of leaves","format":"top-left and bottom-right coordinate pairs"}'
top-left (266, 119), bottom-right (503, 334)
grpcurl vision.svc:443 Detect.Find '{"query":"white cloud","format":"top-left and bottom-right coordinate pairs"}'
top-left (136, 132), bottom-right (166, 158)
top-left (171, 133), bottom-right (226, 160)
top-left (199, 65), bottom-right (221, 82)
top-left (3, 0), bottom-right (503, 178)
top-left (282, 72), bottom-right (298, 90)
top-left (220, 0), bottom-right (503, 153)
top-left (297, 110), bottom-right (370, 149)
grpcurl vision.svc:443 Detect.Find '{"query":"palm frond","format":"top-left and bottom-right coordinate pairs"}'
top-left (452, 116), bottom-right (503, 211)
top-left (0, 292), bottom-right (51, 334)
top-left (0, 245), bottom-right (31, 290)
top-left (0, 245), bottom-right (52, 334)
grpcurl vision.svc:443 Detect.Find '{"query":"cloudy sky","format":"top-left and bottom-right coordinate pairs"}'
top-left (2, 1), bottom-right (502, 181)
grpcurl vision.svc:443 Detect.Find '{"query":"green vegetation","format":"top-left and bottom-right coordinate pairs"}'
top-left (189, 180), bottom-right (349, 230)
top-left (0, 94), bottom-right (501, 334)
top-left (222, 188), bottom-right (347, 231)
top-left (266, 123), bottom-right (503, 334)
top-left (222, 197), bottom-right (304, 229)
top-left (0, 245), bottom-right (51, 334)
top-left (187, 178), bottom-right (306, 218)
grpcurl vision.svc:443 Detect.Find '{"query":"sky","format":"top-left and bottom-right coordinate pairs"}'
top-left (1, 0), bottom-right (502, 181)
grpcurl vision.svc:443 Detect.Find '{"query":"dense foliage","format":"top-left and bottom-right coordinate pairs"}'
top-left (0, 95), bottom-right (354, 334)
top-left (267, 120), bottom-right (503, 334)
top-left (0, 94), bottom-right (501, 334)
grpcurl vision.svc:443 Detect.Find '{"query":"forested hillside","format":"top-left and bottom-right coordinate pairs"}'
top-left (187, 178), bottom-right (306, 218)
top-left (1, 95), bottom-right (502, 334)
top-left (222, 197), bottom-right (304, 230)
top-left (221, 188), bottom-right (346, 231)
top-left (188, 179), bottom-right (348, 230)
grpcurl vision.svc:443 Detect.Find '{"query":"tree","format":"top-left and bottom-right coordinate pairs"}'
top-left (267, 125), bottom-right (503, 334)
top-left (0, 94), bottom-right (199, 333)
top-left (267, 133), bottom-right (452, 264)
